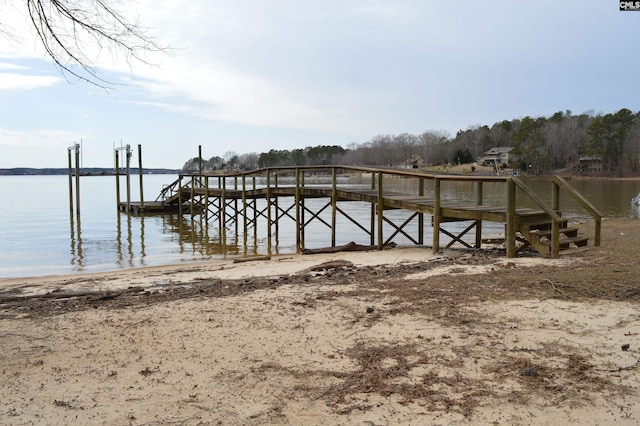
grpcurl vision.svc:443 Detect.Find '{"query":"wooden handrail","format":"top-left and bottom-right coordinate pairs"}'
top-left (512, 177), bottom-right (564, 257)
top-left (180, 165), bottom-right (514, 183)
top-left (553, 176), bottom-right (602, 246)
top-left (172, 165), bottom-right (602, 256)
top-left (552, 176), bottom-right (603, 219)
top-left (511, 177), bottom-right (563, 223)
top-left (177, 165), bottom-right (601, 225)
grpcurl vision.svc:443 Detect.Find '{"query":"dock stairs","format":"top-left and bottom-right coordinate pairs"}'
top-left (517, 217), bottom-right (589, 256)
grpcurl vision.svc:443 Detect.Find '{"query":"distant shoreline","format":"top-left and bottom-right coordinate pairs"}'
top-left (568, 175), bottom-right (640, 181)
top-left (2, 166), bottom-right (639, 179)
top-left (0, 168), bottom-right (181, 176)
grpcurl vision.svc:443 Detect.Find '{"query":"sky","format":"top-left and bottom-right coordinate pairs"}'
top-left (0, 0), bottom-right (639, 168)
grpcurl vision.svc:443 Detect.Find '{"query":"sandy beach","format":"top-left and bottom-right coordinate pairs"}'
top-left (2, 219), bottom-right (640, 425)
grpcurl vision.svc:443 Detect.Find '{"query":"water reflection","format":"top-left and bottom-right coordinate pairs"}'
top-left (140, 215), bottom-right (146, 259)
top-left (116, 212), bottom-right (133, 267)
top-left (164, 214), bottom-right (262, 258)
top-left (567, 179), bottom-right (640, 218)
top-left (115, 213), bottom-right (148, 267)
top-left (69, 214), bottom-right (84, 267)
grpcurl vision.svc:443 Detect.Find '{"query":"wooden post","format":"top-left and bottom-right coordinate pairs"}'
top-left (253, 176), bottom-right (257, 245)
top-left (178, 175), bottom-right (183, 217)
top-left (266, 170), bottom-right (272, 252)
top-left (234, 176), bottom-right (239, 235)
top-left (506, 178), bottom-right (516, 258)
top-left (222, 175), bottom-right (227, 253)
top-left (551, 180), bottom-right (560, 258)
top-left (432, 177), bottom-right (441, 254)
top-left (377, 171), bottom-right (384, 249)
top-left (74, 144), bottom-right (81, 216)
top-left (242, 175), bottom-right (247, 238)
top-left (190, 174), bottom-right (195, 216)
top-left (370, 171), bottom-right (375, 245)
top-left (295, 168), bottom-right (301, 252)
top-left (115, 148), bottom-right (120, 211)
top-left (274, 174), bottom-right (279, 245)
top-left (475, 181), bottom-right (483, 248)
top-left (138, 144), bottom-right (144, 212)
top-left (217, 176), bottom-right (222, 232)
top-left (331, 167), bottom-right (337, 247)
top-left (205, 176), bottom-right (209, 222)
top-left (300, 172), bottom-right (305, 250)
top-left (552, 181), bottom-right (560, 212)
top-left (68, 147), bottom-right (74, 214)
top-left (125, 145), bottom-right (131, 213)
top-left (418, 178), bottom-right (424, 245)
top-left (595, 218), bottom-right (601, 246)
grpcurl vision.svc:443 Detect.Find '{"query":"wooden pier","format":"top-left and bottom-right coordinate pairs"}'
top-left (118, 166), bottom-right (602, 258)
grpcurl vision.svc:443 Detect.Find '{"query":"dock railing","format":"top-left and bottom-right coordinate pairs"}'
top-left (169, 165), bottom-right (602, 258)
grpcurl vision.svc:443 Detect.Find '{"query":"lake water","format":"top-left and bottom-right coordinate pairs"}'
top-left (0, 174), bottom-right (638, 279)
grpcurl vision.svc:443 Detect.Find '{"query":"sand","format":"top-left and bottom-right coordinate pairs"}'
top-left (1, 247), bottom-right (639, 425)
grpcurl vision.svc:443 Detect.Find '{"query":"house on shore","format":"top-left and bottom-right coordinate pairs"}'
top-left (478, 147), bottom-right (513, 167)
top-left (399, 154), bottom-right (426, 169)
top-left (577, 156), bottom-right (602, 175)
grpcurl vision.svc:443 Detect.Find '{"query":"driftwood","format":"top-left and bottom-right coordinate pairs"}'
top-left (308, 260), bottom-right (354, 271)
top-left (232, 255), bottom-right (272, 264)
top-left (301, 241), bottom-right (383, 255)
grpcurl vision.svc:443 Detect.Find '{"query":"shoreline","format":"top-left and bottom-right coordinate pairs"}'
top-left (2, 219), bottom-right (640, 424)
top-left (1, 246), bottom-right (639, 424)
top-left (0, 246), bottom-right (495, 296)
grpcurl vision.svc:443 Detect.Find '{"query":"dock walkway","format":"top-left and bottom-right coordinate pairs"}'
top-left (119, 166), bottom-right (602, 258)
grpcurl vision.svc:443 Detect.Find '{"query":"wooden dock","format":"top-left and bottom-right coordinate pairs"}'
top-left (119, 166), bottom-right (602, 258)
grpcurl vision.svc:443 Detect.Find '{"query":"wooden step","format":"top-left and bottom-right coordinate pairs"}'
top-left (559, 246), bottom-right (592, 256)
top-left (520, 219), bottom-right (568, 232)
top-left (561, 236), bottom-right (589, 248)
top-left (532, 226), bottom-right (579, 238)
top-left (516, 217), bottom-right (589, 258)
top-left (540, 235), bottom-right (589, 249)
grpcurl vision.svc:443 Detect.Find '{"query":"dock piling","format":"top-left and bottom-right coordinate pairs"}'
top-left (505, 178), bottom-right (516, 258)
top-left (138, 144), bottom-right (144, 212)
top-left (432, 177), bottom-right (441, 254)
top-left (67, 142), bottom-right (81, 216)
top-left (377, 171), bottom-right (384, 249)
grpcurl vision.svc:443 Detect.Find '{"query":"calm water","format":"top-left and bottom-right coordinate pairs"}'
top-left (0, 174), bottom-right (638, 279)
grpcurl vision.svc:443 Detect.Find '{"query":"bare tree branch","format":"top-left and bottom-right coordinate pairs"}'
top-left (5, 0), bottom-right (168, 89)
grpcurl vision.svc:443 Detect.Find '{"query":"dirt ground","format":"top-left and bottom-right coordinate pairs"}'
top-left (1, 218), bottom-right (640, 425)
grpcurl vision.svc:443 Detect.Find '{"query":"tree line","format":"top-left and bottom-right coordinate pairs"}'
top-left (183, 108), bottom-right (640, 176)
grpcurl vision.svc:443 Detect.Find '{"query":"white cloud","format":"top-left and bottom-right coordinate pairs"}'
top-left (129, 57), bottom-right (374, 135)
top-left (0, 62), bottom-right (27, 71)
top-left (107, 1), bottom-right (392, 136)
top-left (0, 127), bottom-right (82, 148)
top-left (0, 73), bottom-right (60, 90)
